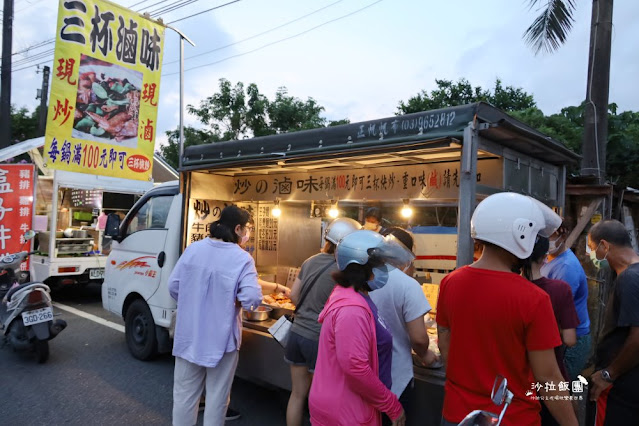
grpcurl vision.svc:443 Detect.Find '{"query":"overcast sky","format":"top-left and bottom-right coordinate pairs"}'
top-left (4, 0), bottom-right (639, 147)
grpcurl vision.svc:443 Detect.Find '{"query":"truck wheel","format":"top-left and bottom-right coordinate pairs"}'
top-left (35, 340), bottom-right (49, 363)
top-left (125, 299), bottom-right (157, 360)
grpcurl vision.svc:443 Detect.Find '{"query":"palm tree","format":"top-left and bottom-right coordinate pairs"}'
top-left (523, 0), bottom-right (578, 54)
top-left (524, 0), bottom-right (614, 184)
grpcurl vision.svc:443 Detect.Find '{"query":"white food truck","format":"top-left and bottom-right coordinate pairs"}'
top-left (101, 103), bottom-right (578, 425)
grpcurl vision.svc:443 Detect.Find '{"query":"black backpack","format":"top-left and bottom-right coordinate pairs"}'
top-left (105, 213), bottom-right (121, 236)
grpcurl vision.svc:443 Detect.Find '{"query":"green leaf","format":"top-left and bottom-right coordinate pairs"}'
top-left (106, 98), bottom-right (129, 106)
top-left (523, 0), bottom-right (577, 54)
top-left (111, 82), bottom-right (125, 94)
top-left (92, 82), bottom-right (109, 99)
top-left (90, 126), bottom-right (106, 136)
top-left (75, 116), bottom-right (95, 129)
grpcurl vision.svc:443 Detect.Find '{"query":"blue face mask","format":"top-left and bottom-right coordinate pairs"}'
top-left (367, 265), bottom-right (390, 291)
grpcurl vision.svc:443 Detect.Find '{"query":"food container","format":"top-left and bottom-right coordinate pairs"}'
top-left (242, 306), bottom-right (272, 322)
top-left (72, 230), bottom-right (88, 238)
top-left (268, 306), bottom-right (295, 320)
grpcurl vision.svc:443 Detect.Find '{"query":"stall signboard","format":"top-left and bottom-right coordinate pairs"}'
top-left (227, 158), bottom-right (503, 202)
top-left (71, 189), bottom-right (102, 208)
top-left (186, 199), bottom-right (265, 263)
top-left (0, 165), bottom-right (36, 270)
top-left (44, 0), bottom-right (165, 182)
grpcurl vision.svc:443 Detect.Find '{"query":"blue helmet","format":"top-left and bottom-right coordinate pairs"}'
top-left (335, 230), bottom-right (384, 270)
top-left (336, 230), bottom-right (415, 271)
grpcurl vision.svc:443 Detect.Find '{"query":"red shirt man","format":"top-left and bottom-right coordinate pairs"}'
top-left (437, 266), bottom-right (561, 425)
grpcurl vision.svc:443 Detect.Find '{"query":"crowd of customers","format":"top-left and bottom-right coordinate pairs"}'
top-left (167, 197), bottom-right (639, 426)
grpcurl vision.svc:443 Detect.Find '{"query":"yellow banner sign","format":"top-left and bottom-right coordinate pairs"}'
top-left (45, 0), bottom-right (165, 181)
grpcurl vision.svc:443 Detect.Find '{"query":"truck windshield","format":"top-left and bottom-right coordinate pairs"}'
top-left (125, 195), bottom-right (173, 235)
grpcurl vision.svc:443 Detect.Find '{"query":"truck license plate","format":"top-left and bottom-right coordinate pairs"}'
top-left (22, 307), bottom-right (53, 326)
top-left (89, 268), bottom-right (105, 279)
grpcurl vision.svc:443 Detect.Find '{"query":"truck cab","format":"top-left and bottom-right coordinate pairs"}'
top-left (102, 180), bottom-right (181, 359)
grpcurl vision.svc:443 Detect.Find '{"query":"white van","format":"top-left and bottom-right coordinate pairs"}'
top-left (101, 181), bottom-right (181, 359)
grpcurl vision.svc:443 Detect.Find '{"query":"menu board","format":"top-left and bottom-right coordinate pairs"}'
top-left (255, 204), bottom-right (278, 267)
top-left (257, 205), bottom-right (279, 252)
top-left (71, 189), bottom-right (102, 208)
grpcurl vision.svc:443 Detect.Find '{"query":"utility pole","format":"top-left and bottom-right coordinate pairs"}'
top-left (0, 0), bottom-right (14, 149)
top-left (36, 66), bottom-right (50, 136)
top-left (581, 0), bottom-right (614, 185)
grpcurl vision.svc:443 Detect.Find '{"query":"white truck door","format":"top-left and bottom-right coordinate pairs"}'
top-left (103, 193), bottom-right (174, 313)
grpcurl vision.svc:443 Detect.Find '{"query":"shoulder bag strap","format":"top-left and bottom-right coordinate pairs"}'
top-left (294, 260), bottom-right (335, 314)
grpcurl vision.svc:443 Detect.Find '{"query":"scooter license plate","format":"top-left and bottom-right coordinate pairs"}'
top-left (22, 307), bottom-right (54, 326)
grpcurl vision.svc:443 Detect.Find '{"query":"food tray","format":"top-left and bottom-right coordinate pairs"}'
top-left (266, 305), bottom-right (295, 320)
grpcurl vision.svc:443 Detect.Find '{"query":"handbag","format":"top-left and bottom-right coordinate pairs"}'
top-left (268, 260), bottom-right (335, 348)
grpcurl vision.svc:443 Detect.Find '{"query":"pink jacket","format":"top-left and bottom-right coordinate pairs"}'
top-left (309, 286), bottom-right (403, 426)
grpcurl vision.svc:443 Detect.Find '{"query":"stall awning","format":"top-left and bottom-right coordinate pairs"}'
top-left (182, 102), bottom-right (580, 173)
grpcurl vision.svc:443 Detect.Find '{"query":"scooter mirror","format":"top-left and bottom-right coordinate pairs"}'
top-left (458, 410), bottom-right (500, 426)
top-left (491, 375), bottom-right (508, 406)
top-left (24, 230), bottom-right (36, 241)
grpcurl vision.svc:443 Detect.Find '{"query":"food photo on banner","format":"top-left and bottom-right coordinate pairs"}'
top-left (0, 165), bottom-right (36, 270)
top-left (44, 0), bottom-right (165, 181)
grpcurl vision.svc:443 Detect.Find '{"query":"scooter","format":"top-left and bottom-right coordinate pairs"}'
top-left (0, 231), bottom-right (67, 363)
top-left (459, 376), bottom-right (513, 426)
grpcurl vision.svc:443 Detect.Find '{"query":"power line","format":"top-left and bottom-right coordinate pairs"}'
top-left (12, 39), bottom-right (54, 57)
top-left (149, 0), bottom-right (199, 16)
top-left (5, 0), bottom-right (241, 73)
top-left (12, 58), bottom-right (50, 73)
top-left (167, 0), bottom-right (240, 25)
top-left (165, 0), bottom-right (343, 65)
top-left (164, 0), bottom-right (384, 77)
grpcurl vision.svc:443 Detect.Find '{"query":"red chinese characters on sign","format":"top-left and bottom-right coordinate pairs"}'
top-left (56, 57), bottom-right (77, 85)
top-left (140, 119), bottom-right (154, 142)
top-left (53, 98), bottom-right (74, 126)
top-left (0, 165), bottom-right (35, 271)
top-left (142, 83), bottom-right (158, 106)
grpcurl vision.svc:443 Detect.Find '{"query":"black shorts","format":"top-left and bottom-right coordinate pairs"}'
top-left (284, 331), bottom-right (319, 372)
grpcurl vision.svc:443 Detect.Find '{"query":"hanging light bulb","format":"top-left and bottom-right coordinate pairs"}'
top-left (328, 200), bottom-right (339, 218)
top-left (272, 199), bottom-right (282, 218)
top-left (401, 199), bottom-right (413, 219)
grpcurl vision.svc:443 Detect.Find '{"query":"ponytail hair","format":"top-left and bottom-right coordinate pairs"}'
top-left (522, 236), bottom-right (549, 280)
top-left (209, 205), bottom-right (251, 244)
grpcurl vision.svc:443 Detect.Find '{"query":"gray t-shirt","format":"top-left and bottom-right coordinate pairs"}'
top-left (369, 268), bottom-right (431, 396)
top-left (290, 253), bottom-right (338, 341)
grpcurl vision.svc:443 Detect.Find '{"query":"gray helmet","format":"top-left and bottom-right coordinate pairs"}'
top-left (335, 230), bottom-right (415, 271)
top-left (324, 217), bottom-right (362, 245)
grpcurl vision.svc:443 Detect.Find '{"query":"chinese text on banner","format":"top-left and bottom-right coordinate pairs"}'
top-left (0, 165), bottom-right (36, 271)
top-left (45, 0), bottom-right (165, 181)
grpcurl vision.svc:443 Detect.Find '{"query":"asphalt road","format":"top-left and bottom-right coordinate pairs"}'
top-left (0, 284), bottom-right (290, 426)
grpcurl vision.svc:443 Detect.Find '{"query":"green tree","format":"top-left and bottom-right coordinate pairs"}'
top-left (268, 87), bottom-right (326, 133)
top-left (11, 105), bottom-right (40, 141)
top-left (158, 127), bottom-right (221, 169)
top-left (187, 79), bottom-right (271, 141)
top-left (397, 78), bottom-right (536, 115)
top-left (158, 79), bottom-right (348, 169)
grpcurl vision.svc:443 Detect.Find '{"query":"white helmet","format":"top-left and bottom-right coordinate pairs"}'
top-left (471, 192), bottom-right (561, 259)
top-left (529, 197), bottom-right (562, 238)
top-left (324, 217), bottom-right (362, 245)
